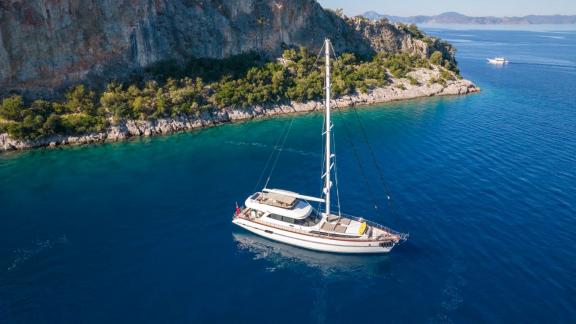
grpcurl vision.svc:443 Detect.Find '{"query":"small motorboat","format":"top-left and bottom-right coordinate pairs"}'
top-left (487, 57), bottom-right (509, 65)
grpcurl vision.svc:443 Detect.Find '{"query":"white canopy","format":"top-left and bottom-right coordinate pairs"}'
top-left (263, 188), bottom-right (325, 203)
top-left (246, 192), bottom-right (313, 219)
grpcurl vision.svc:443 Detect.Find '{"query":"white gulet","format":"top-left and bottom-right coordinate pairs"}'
top-left (232, 39), bottom-right (408, 253)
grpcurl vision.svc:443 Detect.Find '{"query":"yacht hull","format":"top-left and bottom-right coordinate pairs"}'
top-left (487, 59), bottom-right (508, 65)
top-left (233, 218), bottom-right (394, 254)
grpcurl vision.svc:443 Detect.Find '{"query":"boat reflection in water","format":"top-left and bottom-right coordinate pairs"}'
top-left (232, 232), bottom-right (396, 279)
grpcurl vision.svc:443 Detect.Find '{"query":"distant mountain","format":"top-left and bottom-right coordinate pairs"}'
top-left (363, 11), bottom-right (576, 24)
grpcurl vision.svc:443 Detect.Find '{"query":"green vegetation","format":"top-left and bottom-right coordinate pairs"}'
top-left (398, 23), bottom-right (425, 39)
top-left (430, 51), bottom-right (443, 65)
top-left (0, 92), bottom-right (106, 140)
top-left (406, 75), bottom-right (419, 86)
top-left (1, 47), bottom-right (458, 140)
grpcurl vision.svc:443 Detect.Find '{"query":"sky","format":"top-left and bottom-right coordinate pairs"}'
top-left (317, 0), bottom-right (576, 17)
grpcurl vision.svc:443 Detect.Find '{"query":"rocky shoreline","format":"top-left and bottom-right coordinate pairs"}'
top-left (0, 71), bottom-right (479, 152)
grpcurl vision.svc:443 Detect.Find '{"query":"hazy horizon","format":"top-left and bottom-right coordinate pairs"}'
top-left (318, 0), bottom-right (576, 17)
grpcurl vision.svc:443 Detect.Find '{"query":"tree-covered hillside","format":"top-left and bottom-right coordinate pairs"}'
top-left (0, 47), bottom-right (459, 140)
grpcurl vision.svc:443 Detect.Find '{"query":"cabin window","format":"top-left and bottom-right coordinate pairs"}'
top-left (268, 213), bottom-right (321, 226)
top-left (282, 216), bottom-right (295, 224)
top-left (268, 214), bottom-right (296, 224)
top-left (295, 212), bottom-right (322, 227)
top-left (268, 214), bottom-right (282, 221)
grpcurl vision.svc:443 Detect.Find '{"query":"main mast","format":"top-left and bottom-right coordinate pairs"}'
top-left (324, 38), bottom-right (332, 216)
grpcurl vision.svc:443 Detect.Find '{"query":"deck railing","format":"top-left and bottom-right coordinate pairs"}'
top-left (234, 208), bottom-right (408, 242)
top-left (317, 210), bottom-right (409, 241)
top-left (355, 216), bottom-right (408, 240)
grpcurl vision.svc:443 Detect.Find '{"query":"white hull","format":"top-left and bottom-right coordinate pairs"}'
top-left (233, 218), bottom-right (393, 254)
top-left (487, 58), bottom-right (508, 65)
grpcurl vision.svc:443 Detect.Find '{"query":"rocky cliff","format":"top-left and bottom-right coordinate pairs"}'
top-left (0, 0), bottom-right (453, 96)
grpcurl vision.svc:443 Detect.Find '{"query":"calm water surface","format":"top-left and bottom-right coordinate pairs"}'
top-left (1, 28), bottom-right (575, 323)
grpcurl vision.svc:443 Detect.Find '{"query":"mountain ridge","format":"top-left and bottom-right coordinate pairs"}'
top-left (363, 11), bottom-right (576, 24)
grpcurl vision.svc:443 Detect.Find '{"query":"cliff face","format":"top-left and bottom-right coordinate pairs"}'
top-left (347, 17), bottom-right (456, 63)
top-left (0, 0), bottom-right (452, 95)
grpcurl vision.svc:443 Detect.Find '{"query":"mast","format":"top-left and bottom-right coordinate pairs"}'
top-left (324, 38), bottom-right (332, 216)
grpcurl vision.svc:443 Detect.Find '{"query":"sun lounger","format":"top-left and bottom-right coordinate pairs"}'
top-left (321, 222), bottom-right (337, 232)
top-left (335, 225), bottom-right (347, 233)
top-left (339, 218), bottom-right (351, 225)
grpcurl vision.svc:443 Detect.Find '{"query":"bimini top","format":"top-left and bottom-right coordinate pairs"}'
top-left (245, 190), bottom-right (313, 219)
top-left (259, 191), bottom-right (297, 208)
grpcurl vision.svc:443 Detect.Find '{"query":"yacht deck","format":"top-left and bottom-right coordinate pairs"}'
top-left (236, 207), bottom-right (404, 243)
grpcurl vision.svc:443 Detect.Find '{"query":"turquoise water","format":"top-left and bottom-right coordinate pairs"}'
top-left (1, 28), bottom-right (575, 322)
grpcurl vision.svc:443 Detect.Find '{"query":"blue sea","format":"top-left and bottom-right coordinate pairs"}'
top-left (1, 27), bottom-right (575, 323)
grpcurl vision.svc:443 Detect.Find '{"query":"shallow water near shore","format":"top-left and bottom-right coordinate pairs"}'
top-left (1, 28), bottom-right (575, 322)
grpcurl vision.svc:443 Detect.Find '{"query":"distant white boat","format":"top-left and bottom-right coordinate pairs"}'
top-left (487, 57), bottom-right (509, 65)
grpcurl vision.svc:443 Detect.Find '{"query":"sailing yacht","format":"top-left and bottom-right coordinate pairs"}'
top-left (232, 39), bottom-right (408, 254)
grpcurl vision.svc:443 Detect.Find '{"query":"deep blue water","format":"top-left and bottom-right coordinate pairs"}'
top-left (1, 28), bottom-right (575, 323)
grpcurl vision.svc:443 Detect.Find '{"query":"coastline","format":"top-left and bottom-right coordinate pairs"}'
top-left (0, 70), bottom-right (479, 152)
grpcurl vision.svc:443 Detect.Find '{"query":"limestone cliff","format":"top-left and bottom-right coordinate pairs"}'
top-left (0, 0), bottom-right (454, 96)
top-left (347, 16), bottom-right (457, 64)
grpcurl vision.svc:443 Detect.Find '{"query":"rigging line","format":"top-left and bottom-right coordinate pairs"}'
top-left (253, 119), bottom-right (291, 191)
top-left (314, 42), bottom-right (327, 66)
top-left (329, 41), bottom-right (339, 61)
top-left (264, 117), bottom-right (294, 189)
top-left (330, 43), bottom-right (381, 216)
top-left (332, 123), bottom-right (342, 216)
top-left (318, 103), bottom-right (327, 212)
top-left (330, 42), bottom-right (398, 221)
top-left (253, 118), bottom-right (293, 192)
top-left (349, 105), bottom-right (400, 219)
top-left (264, 116), bottom-right (295, 189)
top-left (335, 105), bottom-right (382, 216)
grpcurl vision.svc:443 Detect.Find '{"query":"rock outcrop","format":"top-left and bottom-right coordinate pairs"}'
top-left (0, 0), bottom-right (454, 96)
top-left (347, 16), bottom-right (456, 64)
top-left (0, 70), bottom-right (479, 152)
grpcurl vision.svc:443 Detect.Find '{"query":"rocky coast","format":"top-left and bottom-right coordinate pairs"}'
top-left (0, 69), bottom-right (479, 152)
